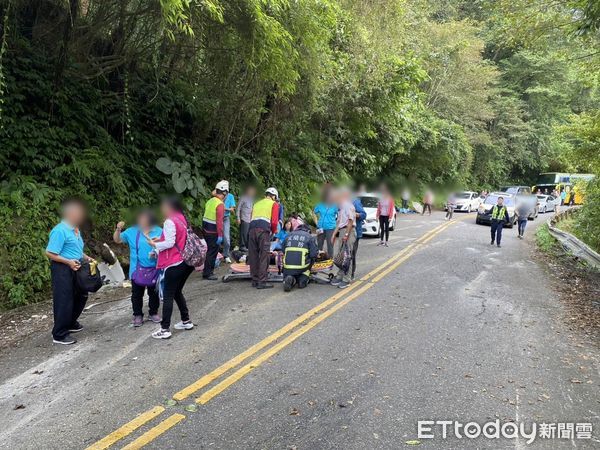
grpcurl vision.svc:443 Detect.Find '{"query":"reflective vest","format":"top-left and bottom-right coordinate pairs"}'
top-left (203, 196), bottom-right (223, 225)
top-left (251, 198), bottom-right (275, 224)
top-left (491, 205), bottom-right (507, 220)
top-left (284, 247), bottom-right (309, 270)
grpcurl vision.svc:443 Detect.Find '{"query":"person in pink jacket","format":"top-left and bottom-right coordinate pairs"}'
top-left (147, 197), bottom-right (194, 339)
top-left (376, 188), bottom-right (395, 247)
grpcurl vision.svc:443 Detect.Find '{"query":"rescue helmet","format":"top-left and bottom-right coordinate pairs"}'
top-left (266, 187), bottom-right (279, 200)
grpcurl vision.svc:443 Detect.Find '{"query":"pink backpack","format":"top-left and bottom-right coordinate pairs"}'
top-left (173, 218), bottom-right (208, 268)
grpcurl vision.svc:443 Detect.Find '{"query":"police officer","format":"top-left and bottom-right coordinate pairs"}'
top-left (248, 187), bottom-right (280, 289)
top-left (282, 224), bottom-right (319, 292)
top-left (202, 181), bottom-right (226, 280)
top-left (490, 196), bottom-right (510, 248)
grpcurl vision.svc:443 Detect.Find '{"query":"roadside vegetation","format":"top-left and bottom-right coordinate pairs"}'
top-left (0, 0), bottom-right (598, 309)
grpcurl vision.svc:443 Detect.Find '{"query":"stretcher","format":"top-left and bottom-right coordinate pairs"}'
top-left (222, 254), bottom-right (335, 284)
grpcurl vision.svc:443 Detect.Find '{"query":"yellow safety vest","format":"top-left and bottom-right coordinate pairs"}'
top-left (491, 205), bottom-right (507, 220)
top-left (203, 196), bottom-right (223, 224)
top-left (251, 198), bottom-right (275, 223)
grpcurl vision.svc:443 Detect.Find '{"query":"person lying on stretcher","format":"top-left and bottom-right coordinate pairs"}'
top-left (282, 224), bottom-right (319, 292)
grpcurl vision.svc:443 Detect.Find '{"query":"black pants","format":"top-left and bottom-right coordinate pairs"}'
top-left (491, 220), bottom-right (504, 245)
top-left (131, 281), bottom-right (160, 317)
top-left (379, 216), bottom-right (390, 242)
top-left (402, 199), bottom-right (408, 209)
top-left (317, 229), bottom-right (335, 258)
top-left (248, 228), bottom-right (271, 282)
top-left (161, 263), bottom-right (194, 330)
top-left (239, 221), bottom-right (250, 251)
top-left (203, 233), bottom-right (219, 278)
top-left (422, 203), bottom-right (432, 215)
top-left (351, 237), bottom-right (361, 278)
top-left (283, 266), bottom-right (311, 289)
top-left (446, 207), bottom-right (454, 220)
top-left (51, 261), bottom-right (88, 340)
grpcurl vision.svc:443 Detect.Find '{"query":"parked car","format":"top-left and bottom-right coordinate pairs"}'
top-left (500, 186), bottom-right (538, 219)
top-left (536, 194), bottom-right (559, 213)
top-left (360, 193), bottom-right (397, 237)
top-left (476, 192), bottom-right (517, 228)
top-left (447, 191), bottom-right (482, 213)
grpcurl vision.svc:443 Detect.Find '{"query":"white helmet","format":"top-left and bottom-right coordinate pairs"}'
top-left (216, 180), bottom-right (229, 192)
top-left (266, 187), bottom-right (279, 199)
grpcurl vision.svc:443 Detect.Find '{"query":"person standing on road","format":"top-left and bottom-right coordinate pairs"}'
top-left (515, 201), bottom-right (530, 239)
top-left (312, 187), bottom-right (338, 258)
top-left (113, 210), bottom-right (162, 327)
top-left (446, 193), bottom-right (456, 220)
top-left (331, 188), bottom-right (356, 289)
top-left (248, 187), bottom-right (280, 289)
top-left (202, 182), bottom-right (226, 280)
top-left (376, 188), bottom-right (394, 246)
top-left (422, 190), bottom-right (434, 215)
top-left (282, 224), bottom-right (319, 292)
top-left (560, 189), bottom-right (566, 205)
top-left (351, 194), bottom-right (367, 281)
top-left (147, 197), bottom-right (194, 340)
top-left (222, 183), bottom-right (236, 264)
top-left (490, 196), bottom-right (510, 248)
top-left (401, 188), bottom-right (410, 211)
top-left (46, 199), bottom-right (95, 345)
top-left (236, 185), bottom-right (255, 252)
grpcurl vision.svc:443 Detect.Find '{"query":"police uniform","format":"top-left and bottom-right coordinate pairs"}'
top-left (282, 227), bottom-right (318, 290)
top-left (490, 204), bottom-right (510, 246)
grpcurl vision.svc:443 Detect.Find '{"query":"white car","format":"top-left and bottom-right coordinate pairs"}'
top-left (537, 194), bottom-right (559, 213)
top-left (359, 193), bottom-right (397, 237)
top-left (448, 191), bottom-right (482, 213)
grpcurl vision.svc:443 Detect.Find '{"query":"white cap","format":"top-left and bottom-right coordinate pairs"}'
top-left (266, 187), bottom-right (279, 199)
top-left (216, 180), bottom-right (229, 192)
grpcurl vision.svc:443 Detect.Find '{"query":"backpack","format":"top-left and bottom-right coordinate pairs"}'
top-left (173, 218), bottom-right (207, 268)
top-left (333, 242), bottom-right (352, 273)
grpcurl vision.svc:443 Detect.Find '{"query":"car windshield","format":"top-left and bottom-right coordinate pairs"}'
top-left (536, 195), bottom-right (547, 200)
top-left (455, 193), bottom-right (471, 199)
top-left (484, 195), bottom-right (514, 206)
top-left (359, 196), bottom-right (379, 208)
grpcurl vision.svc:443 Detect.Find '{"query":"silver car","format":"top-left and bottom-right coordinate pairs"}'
top-left (537, 194), bottom-right (559, 213)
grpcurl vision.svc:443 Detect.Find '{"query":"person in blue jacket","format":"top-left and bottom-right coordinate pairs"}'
top-left (351, 195), bottom-right (367, 280)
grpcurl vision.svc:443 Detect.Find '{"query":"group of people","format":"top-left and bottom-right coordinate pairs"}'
top-left (46, 182), bottom-right (388, 344)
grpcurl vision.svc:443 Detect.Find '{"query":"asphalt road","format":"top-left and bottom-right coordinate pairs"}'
top-left (0, 211), bottom-right (598, 449)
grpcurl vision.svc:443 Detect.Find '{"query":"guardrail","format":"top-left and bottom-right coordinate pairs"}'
top-left (547, 207), bottom-right (600, 268)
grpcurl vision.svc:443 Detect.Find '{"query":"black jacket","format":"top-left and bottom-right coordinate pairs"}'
top-left (282, 229), bottom-right (318, 275)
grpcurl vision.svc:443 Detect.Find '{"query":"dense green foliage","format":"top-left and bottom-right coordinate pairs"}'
top-left (0, 0), bottom-right (598, 308)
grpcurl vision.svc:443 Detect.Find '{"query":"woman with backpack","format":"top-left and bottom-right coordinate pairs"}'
top-left (113, 210), bottom-right (162, 327)
top-left (147, 197), bottom-right (195, 339)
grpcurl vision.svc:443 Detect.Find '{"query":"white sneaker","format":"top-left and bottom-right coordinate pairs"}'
top-left (174, 321), bottom-right (194, 330)
top-left (225, 257), bottom-right (232, 264)
top-left (151, 328), bottom-right (172, 339)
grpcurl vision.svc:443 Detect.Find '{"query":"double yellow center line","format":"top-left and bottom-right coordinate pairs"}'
top-left (86, 218), bottom-right (461, 450)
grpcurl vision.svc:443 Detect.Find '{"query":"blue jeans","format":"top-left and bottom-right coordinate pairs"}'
top-left (518, 219), bottom-right (527, 236)
top-left (223, 215), bottom-right (231, 258)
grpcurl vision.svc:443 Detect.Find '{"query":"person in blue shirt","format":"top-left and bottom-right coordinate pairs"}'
top-left (222, 186), bottom-right (236, 263)
top-left (271, 220), bottom-right (292, 252)
top-left (114, 210), bottom-right (163, 327)
top-left (46, 199), bottom-right (94, 345)
top-left (311, 188), bottom-right (338, 258)
top-left (351, 196), bottom-right (367, 280)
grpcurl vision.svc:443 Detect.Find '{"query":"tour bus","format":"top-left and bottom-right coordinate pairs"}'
top-left (533, 172), bottom-right (595, 205)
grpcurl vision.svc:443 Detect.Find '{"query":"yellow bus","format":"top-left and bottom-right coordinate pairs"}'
top-left (533, 172), bottom-right (595, 205)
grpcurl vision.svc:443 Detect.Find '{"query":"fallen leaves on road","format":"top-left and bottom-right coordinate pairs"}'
top-left (13, 404), bottom-right (25, 410)
top-left (289, 408), bottom-right (300, 416)
top-left (405, 439), bottom-right (421, 445)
